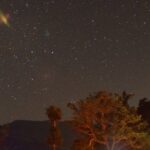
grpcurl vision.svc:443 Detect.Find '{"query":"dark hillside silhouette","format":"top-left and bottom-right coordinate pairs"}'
top-left (4, 120), bottom-right (80, 150)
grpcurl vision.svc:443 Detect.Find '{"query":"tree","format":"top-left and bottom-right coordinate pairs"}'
top-left (46, 105), bottom-right (62, 128)
top-left (142, 134), bottom-right (150, 150)
top-left (71, 138), bottom-right (91, 150)
top-left (68, 91), bottom-right (147, 150)
top-left (138, 98), bottom-right (150, 126)
top-left (137, 98), bottom-right (150, 150)
top-left (46, 105), bottom-right (62, 150)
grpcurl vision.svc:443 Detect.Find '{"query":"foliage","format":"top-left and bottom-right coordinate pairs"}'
top-left (46, 105), bottom-right (62, 127)
top-left (144, 134), bottom-right (150, 150)
top-left (68, 91), bottom-right (148, 150)
top-left (71, 138), bottom-right (91, 150)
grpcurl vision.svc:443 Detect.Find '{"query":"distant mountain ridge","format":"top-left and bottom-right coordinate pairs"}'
top-left (2, 120), bottom-right (79, 150)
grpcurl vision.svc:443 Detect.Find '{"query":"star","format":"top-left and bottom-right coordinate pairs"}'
top-left (51, 50), bottom-right (55, 55)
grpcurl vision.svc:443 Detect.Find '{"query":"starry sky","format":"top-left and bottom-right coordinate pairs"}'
top-left (0, 0), bottom-right (150, 124)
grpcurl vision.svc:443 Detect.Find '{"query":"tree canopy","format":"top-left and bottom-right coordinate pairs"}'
top-left (68, 91), bottom-right (148, 150)
top-left (46, 105), bottom-right (62, 128)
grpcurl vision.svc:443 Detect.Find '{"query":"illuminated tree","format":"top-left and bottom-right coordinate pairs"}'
top-left (143, 134), bottom-right (150, 150)
top-left (68, 91), bottom-right (147, 150)
top-left (46, 105), bottom-right (62, 150)
top-left (71, 138), bottom-right (91, 150)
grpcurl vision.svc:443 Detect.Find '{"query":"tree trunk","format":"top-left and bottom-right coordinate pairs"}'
top-left (52, 144), bottom-right (56, 150)
top-left (105, 140), bottom-right (116, 150)
top-left (110, 142), bottom-right (116, 150)
top-left (51, 120), bottom-right (57, 128)
top-left (106, 143), bottom-right (110, 150)
top-left (88, 138), bottom-right (95, 150)
top-left (49, 120), bottom-right (57, 150)
top-left (53, 121), bottom-right (57, 128)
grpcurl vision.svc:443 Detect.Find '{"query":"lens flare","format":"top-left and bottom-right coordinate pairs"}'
top-left (0, 10), bottom-right (10, 27)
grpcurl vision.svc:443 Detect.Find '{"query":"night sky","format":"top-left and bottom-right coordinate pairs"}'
top-left (0, 0), bottom-right (150, 124)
